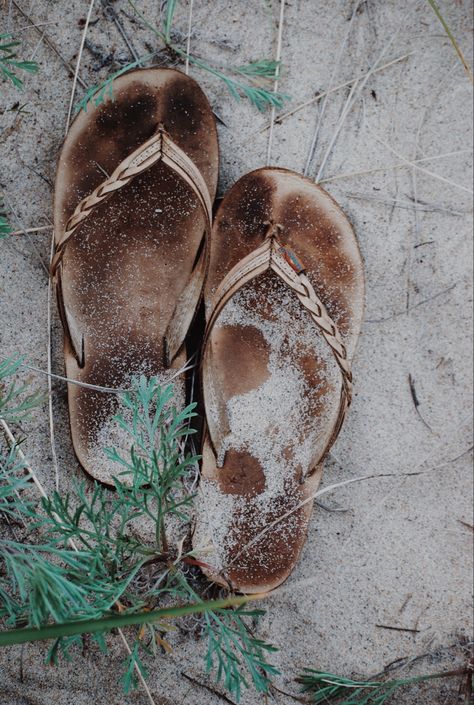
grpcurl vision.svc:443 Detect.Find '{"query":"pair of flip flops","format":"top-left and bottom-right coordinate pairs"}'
top-left (53, 68), bottom-right (364, 594)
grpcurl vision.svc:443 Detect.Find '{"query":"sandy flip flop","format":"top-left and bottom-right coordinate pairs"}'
top-left (52, 68), bottom-right (218, 485)
top-left (193, 167), bottom-right (364, 593)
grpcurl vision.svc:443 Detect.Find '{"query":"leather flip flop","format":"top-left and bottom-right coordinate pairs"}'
top-left (53, 68), bottom-right (218, 485)
top-left (193, 167), bottom-right (364, 593)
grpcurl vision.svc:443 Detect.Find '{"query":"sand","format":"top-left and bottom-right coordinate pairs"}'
top-left (0, 0), bottom-right (472, 703)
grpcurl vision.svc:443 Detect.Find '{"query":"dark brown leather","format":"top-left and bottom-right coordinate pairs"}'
top-left (193, 167), bottom-right (365, 593)
top-left (53, 68), bottom-right (218, 485)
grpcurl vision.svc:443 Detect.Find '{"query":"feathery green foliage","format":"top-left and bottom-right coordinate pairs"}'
top-left (236, 59), bottom-right (280, 79)
top-left (0, 443), bottom-right (31, 524)
top-left (0, 215), bottom-right (10, 238)
top-left (128, 0), bottom-right (288, 112)
top-left (0, 355), bottom-right (42, 529)
top-left (203, 606), bottom-right (279, 699)
top-left (0, 33), bottom-right (38, 88)
top-left (183, 54), bottom-right (286, 112)
top-left (0, 198), bottom-right (12, 239)
top-left (0, 540), bottom-right (134, 628)
top-left (75, 54), bottom-right (156, 113)
top-left (104, 375), bottom-right (199, 552)
top-left (76, 0), bottom-right (287, 114)
top-left (174, 572), bottom-right (279, 701)
top-left (0, 356), bottom-right (44, 423)
top-left (298, 667), bottom-right (466, 704)
top-left (0, 371), bottom-right (277, 701)
top-left (122, 640), bottom-right (148, 693)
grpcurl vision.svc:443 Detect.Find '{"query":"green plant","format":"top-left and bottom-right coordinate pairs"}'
top-left (426, 0), bottom-right (473, 83)
top-left (0, 370), bottom-right (277, 701)
top-left (76, 1), bottom-right (288, 114)
top-left (0, 197), bottom-right (12, 239)
top-left (129, 0), bottom-right (288, 112)
top-left (75, 53), bottom-right (156, 113)
top-left (0, 594), bottom-right (256, 646)
top-left (0, 33), bottom-right (38, 88)
top-left (0, 356), bottom-right (44, 422)
top-left (163, 0), bottom-right (178, 42)
top-left (174, 571), bottom-right (278, 701)
top-left (298, 666), bottom-right (469, 704)
top-left (182, 55), bottom-right (286, 112)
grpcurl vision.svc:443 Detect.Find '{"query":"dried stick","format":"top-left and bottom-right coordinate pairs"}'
top-left (303, 0), bottom-right (362, 176)
top-left (184, 0), bottom-right (194, 75)
top-left (257, 52), bottom-right (413, 137)
top-left (11, 1), bottom-right (87, 89)
top-left (266, 0), bottom-right (286, 165)
top-left (65, 0), bottom-right (96, 134)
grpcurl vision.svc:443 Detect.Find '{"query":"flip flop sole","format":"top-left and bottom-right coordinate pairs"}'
top-left (193, 167), bottom-right (364, 593)
top-left (54, 68), bottom-right (218, 485)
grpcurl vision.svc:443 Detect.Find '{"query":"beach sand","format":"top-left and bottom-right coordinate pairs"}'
top-left (0, 1), bottom-right (472, 703)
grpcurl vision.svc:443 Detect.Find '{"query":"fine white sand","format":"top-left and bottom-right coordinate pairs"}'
top-left (0, 1), bottom-right (472, 704)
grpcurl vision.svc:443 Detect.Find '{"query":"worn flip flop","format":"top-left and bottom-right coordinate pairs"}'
top-left (193, 167), bottom-right (364, 593)
top-left (53, 68), bottom-right (218, 485)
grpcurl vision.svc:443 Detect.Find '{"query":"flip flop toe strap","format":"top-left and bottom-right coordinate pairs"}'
top-left (202, 223), bottom-right (352, 469)
top-left (53, 124), bottom-right (213, 367)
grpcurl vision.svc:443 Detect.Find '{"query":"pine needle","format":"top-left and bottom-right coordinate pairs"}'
top-left (164, 0), bottom-right (178, 43)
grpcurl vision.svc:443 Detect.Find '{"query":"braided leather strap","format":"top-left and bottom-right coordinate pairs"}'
top-left (202, 223), bottom-right (352, 467)
top-left (53, 124), bottom-right (213, 366)
top-left (271, 250), bottom-right (353, 402)
top-left (52, 124), bottom-right (212, 276)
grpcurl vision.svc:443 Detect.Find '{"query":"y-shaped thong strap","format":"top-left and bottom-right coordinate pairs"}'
top-left (201, 222), bottom-right (353, 474)
top-left (52, 123), bottom-right (213, 368)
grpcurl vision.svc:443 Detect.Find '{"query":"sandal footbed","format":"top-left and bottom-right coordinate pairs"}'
top-left (54, 68), bottom-right (218, 485)
top-left (194, 167), bottom-right (364, 593)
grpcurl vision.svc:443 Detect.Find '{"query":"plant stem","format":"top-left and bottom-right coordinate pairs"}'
top-left (398, 668), bottom-right (467, 684)
top-left (0, 595), bottom-right (260, 646)
top-left (427, 0), bottom-right (473, 82)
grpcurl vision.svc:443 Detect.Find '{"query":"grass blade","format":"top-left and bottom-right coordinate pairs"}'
top-left (164, 0), bottom-right (178, 42)
top-left (0, 595), bottom-right (262, 646)
top-left (427, 0), bottom-right (473, 82)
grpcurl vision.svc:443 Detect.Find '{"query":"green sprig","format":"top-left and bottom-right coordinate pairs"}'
top-left (75, 54), bottom-right (156, 114)
top-left (0, 33), bottom-right (38, 89)
top-left (163, 0), bottom-right (178, 43)
top-left (74, 0), bottom-right (288, 114)
top-left (0, 356), bottom-right (44, 423)
top-left (298, 667), bottom-right (468, 704)
top-left (0, 370), bottom-right (277, 700)
top-left (0, 198), bottom-right (12, 239)
top-left (183, 54), bottom-right (288, 112)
